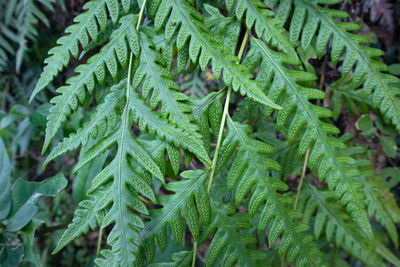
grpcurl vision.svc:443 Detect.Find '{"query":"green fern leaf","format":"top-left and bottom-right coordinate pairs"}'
top-left (201, 201), bottom-right (267, 267)
top-left (339, 142), bottom-right (400, 247)
top-left (29, 0), bottom-right (400, 265)
top-left (217, 117), bottom-right (323, 266)
top-left (360, 170), bottom-right (400, 247)
top-left (42, 14), bottom-right (140, 152)
top-left (0, 0), bottom-right (52, 73)
top-left (133, 29), bottom-right (203, 143)
top-left (244, 37), bottom-right (373, 239)
top-left (128, 86), bottom-right (211, 167)
top-left (55, 76), bottom-right (164, 265)
top-left (136, 134), bottom-right (181, 176)
top-left (46, 77), bottom-right (210, 173)
top-left (44, 81), bottom-right (125, 168)
top-left (53, 134), bottom-right (181, 256)
top-left (139, 170), bottom-right (210, 262)
top-left (30, 0), bottom-right (121, 101)
top-left (301, 184), bottom-right (384, 266)
top-left (227, 0), bottom-right (297, 57)
top-left (203, 4), bottom-right (241, 55)
top-left (152, 0), bottom-right (280, 109)
top-left (268, 0), bottom-right (400, 131)
top-left (189, 92), bottom-right (224, 153)
top-left (14, 0), bottom-right (51, 72)
top-left (328, 78), bottom-right (373, 119)
top-left (53, 187), bottom-right (110, 253)
top-left (84, 84), bottom-right (163, 265)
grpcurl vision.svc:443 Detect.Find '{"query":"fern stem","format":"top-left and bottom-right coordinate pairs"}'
top-left (192, 241), bottom-right (197, 267)
top-left (206, 30), bottom-right (250, 194)
top-left (96, 227), bottom-right (103, 257)
top-left (137, 0), bottom-right (147, 31)
top-left (206, 90), bottom-right (230, 192)
top-left (281, 148), bottom-right (311, 267)
top-left (237, 30), bottom-right (249, 62)
top-left (207, 87), bottom-right (231, 194)
top-left (280, 255), bottom-right (285, 267)
top-left (294, 147), bottom-right (311, 210)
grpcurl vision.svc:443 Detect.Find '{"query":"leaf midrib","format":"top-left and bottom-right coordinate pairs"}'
top-left (228, 116), bottom-right (317, 266)
top-left (252, 38), bottom-right (366, 231)
top-left (141, 171), bottom-right (209, 240)
top-left (303, 1), bottom-right (400, 122)
top-left (46, 16), bottom-right (137, 145)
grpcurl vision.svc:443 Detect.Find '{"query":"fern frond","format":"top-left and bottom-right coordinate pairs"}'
top-left (189, 92), bottom-right (224, 153)
top-left (200, 201), bottom-right (267, 267)
top-left (133, 29), bottom-right (202, 142)
top-left (361, 174), bottom-right (400, 248)
top-left (328, 78), bottom-right (373, 119)
top-left (29, 0), bottom-right (400, 265)
top-left (244, 37), bottom-right (373, 239)
top-left (139, 170), bottom-right (210, 262)
top-left (268, 0), bottom-right (400, 130)
top-left (30, 0), bottom-right (122, 102)
top-left (339, 142), bottom-right (400, 247)
top-left (136, 134), bottom-right (181, 176)
top-left (53, 187), bottom-right (110, 253)
top-left (44, 82), bottom-right (125, 168)
top-left (227, 0), bottom-right (297, 57)
top-left (152, 0), bottom-right (280, 109)
top-left (148, 251), bottom-right (192, 267)
top-left (128, 87), bottom-right (211, 167)
top-left (254, 123), bottom-right (302, 179)
top-left (84, 87), bottom-right (163, 265)
top-left (53, 134), bottom-right (180, 257)
top-left (203, 4), bottom-right (241, 55)
top-left (55, 75), bottom-right (164, 265)
top-left (42, 14), bottom-right (140, 151)
top-left (301, 184), bottom-right (384, 266)
top-left (46, 77), bottom-right (210, 173)
top-left (141, 26), bottom-right (175, 70)
top-left (217, 117), bottom-right (323, 266)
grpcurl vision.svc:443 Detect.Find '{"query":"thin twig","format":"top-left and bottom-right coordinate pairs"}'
top-left (96, 227), bottom-right (103, 257)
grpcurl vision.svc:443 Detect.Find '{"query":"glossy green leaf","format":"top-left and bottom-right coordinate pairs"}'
top-left (6, 173), bottom-right (67, 232)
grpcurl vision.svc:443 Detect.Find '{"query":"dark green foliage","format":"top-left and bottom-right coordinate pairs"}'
top-left (12, 0), bottom-right (400, 266)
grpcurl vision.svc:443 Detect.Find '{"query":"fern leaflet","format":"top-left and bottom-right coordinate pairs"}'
top-left (30, 0), bottom-right (122, 101)
top-left (268, 0), bottom-right (400, 130)
top-left (201, 202), bottom-right (267, 266)
top-left (217, 117), bottom-right (324, 266)
top-left (42, 14), bottom-right (140, 151)
top-left (244, 37), bottom-right (373, 239)
top-left (152, 0), bottom-right (280, 109)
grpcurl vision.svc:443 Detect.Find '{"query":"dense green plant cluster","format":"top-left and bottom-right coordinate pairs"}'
top-left (23, 0), bottom-right (400, 266)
